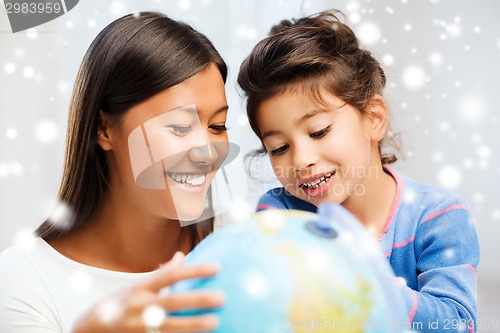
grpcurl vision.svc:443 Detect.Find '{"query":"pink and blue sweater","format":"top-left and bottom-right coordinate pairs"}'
top-left (256, 169), bottom-right (479, 332)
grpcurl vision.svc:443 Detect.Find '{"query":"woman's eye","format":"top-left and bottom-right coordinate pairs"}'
top-left (209, 124), bottom-right (228, 134)
top-left (270, 144), bottom-right (289, 156)
top-left (310, 125), bottom-right (331, 139)
top-left (167, 125), bottom-right (192, 136)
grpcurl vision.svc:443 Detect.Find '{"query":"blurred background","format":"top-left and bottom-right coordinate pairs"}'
top-left (1, 0), bottom-right (498, 330)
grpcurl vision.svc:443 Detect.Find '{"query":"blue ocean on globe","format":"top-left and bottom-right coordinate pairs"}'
top-left (171, 203), bottom-right (407, 333)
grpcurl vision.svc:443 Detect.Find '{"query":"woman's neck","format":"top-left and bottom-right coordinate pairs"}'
top-left (48, 193), bottom-right (190, 273)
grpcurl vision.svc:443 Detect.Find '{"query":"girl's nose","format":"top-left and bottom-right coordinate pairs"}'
top-left (291, 142), bottom-right (317, 171)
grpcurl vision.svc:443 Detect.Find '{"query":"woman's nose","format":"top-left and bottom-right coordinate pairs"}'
top-left (188, 142), bottom-right (219, 167)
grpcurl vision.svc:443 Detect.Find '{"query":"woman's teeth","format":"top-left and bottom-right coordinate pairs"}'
top-left (168, 173), bottom-right (205, 186)
top-left (301, 171), bottom-right (335, 189)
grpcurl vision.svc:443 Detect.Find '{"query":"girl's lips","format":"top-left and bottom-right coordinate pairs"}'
top-left (299, 170), bottom-right (336, 188)
top-left (299, 171), bottom-right (336, 198)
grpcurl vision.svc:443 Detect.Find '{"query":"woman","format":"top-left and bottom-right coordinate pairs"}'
top-left (0, 11), bottom-right (229, 333)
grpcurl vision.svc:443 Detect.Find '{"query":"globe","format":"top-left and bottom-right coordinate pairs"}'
top-left (171, 203), bottom-right (407, 333)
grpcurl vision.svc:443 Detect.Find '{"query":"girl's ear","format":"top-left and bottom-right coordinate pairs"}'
top-left (366, 94), bottom-right (389, 142)
top-left (97, 111), bottom-right (113, 151)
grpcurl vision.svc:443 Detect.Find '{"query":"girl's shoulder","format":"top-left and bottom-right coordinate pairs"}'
top-left (390, 169), bottom-right (470, 226)
top-left (398, 171), bottom-right (468, 207)
top-left (257, 187), bottom-right (316, 212)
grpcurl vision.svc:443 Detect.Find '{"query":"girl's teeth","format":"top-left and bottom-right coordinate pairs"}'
top-left (303, 171), bottom-right (334, 189)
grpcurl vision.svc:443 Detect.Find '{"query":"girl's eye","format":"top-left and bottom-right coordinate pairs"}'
top-left (167, 125), bottom-right (192, 136)
top-left (270, 144), bottom-right (289, 156)
top-left (209, 124), bottom-right (228, 134)
top-left (310, 125), bottom-right (332, 139)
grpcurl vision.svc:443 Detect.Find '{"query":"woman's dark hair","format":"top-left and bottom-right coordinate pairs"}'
top-left (238, 10), bottom-right (398, 165)
top-left (36, 11), bottom-right (227, 245)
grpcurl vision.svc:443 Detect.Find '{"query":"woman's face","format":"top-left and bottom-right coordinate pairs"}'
top-left (103, 64), bottom-right (229, 222)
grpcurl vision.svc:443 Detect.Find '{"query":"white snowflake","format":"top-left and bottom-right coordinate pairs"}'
top-left (13, 228), bottom-right (36, 250)
top-left (48, 201), bottom-right (75, 230)
top-left (236, 25), bottom-right (258, 40)
top-left (69, 271), bottom-right (93, 293)
top-left (178, 0), bottom-right (190, 10)
top-left (26, 28), bottom-right (38, 39)
top-left (96, 299), bottom-right (123, 325)
top-left (382, 54), bottom-right (394, 66)
top-left (349, 12), bottom-right (361, 24)
top-left (437, 165), bottom-right (462, 189)
top-left (110, 1), bottom-right (126, 16)
top-left (35, 119), bottom-right (58, 143)
top-left (445, 23), bottom-right (462, 37)
top-left (432, 152), bottom-right (442, 162)
top-left (473, 192), bottom-right (483, 203)
top-left (402, 65), bottom-right (426, 90)
top-left (242, 270), bottom-right (270, 300)
top-left (142, 305), bottom-right (165, 329)
top-left (23, 67), bottom-right (35, 78)
top-left (476, 145), bottom-right (491, 160)
top-left (430, 42), bottom-right (443, 57)
top-left (237, 114), bottom-right (249, 126)
top-left (5, 127), bottom-right (18, 140)
top-left (356, 22), bottom-right (381, 46)
top-left (4, 62), bottom-right (16, 74)
top-left (458, 95), bottom-right (486, 123)
top-left (9, 161), bottom-right (24, 177)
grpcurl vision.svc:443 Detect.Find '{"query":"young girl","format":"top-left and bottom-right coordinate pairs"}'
top-left (0, 12), bottom-right (230, 333)
top-left (238, 11), bottom-right (479, 333)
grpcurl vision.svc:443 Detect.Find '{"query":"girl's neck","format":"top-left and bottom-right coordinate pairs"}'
top-left (342, 165), bottom-right (397, 239)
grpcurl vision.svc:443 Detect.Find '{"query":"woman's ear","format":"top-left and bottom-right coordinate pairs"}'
top-left (366, 94), bottom-right (389, 142)
top-left (97, 111), bottom-right (113, 151)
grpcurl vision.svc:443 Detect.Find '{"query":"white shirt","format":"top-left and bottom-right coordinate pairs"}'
top-left (0, 237), bottom-right (155, 333)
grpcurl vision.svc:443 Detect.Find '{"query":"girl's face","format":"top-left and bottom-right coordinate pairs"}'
top-left (256, 87), bottom-right (383, 207)
top-left (101, 64), bottom-right (228, 222)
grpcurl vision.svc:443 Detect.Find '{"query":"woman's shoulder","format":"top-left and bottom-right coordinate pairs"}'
top-left (0, 237), bottom-right (60, 294)
top-left (0, 238), bottom-right (45, 275)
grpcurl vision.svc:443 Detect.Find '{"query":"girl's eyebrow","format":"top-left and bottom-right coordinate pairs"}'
top-left (298, 108), bottom-right (326, 122)
top-left (261, 108), bottom-right (326, 140)
top-left (298, 103), bottom-right (346, 123)
top-left (261, 130), bottom-right (280, 140)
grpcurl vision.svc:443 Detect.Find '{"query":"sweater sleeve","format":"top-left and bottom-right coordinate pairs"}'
top-left (255, 189), bottom-right (289, 211)
top-left (399, 204), bottom-right (479, 333)
top-left (0, 247), bottom-right (62, 333)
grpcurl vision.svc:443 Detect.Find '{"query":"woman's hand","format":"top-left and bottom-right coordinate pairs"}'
top-left (72, 252), bottom-right (224, 333)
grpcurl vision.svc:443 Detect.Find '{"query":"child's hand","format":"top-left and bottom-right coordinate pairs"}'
top-left (72, 252), bottom-right (224, 333)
